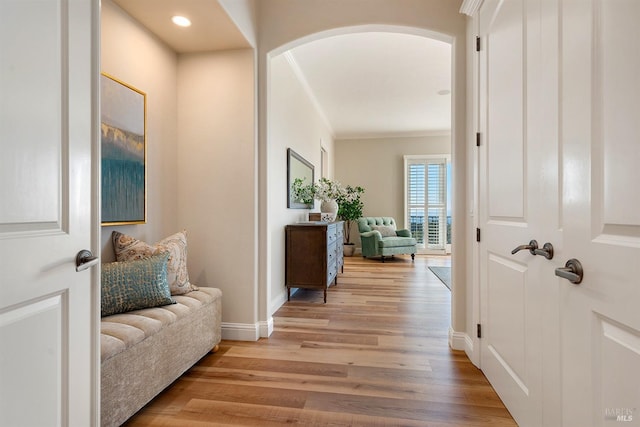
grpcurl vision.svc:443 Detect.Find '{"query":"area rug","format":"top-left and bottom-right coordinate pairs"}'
top-left (428, 266), bottom-right (451, 290)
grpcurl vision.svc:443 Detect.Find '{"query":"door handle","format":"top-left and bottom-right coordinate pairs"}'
top-left (532, 242), bottom-right (554, 260)
top-left (555, 258), bottom-right (583, 284)
top-left (76, 249), bottom-right (99, 272)
top-left (511, 240), bottom-right (539, 256)
top-left (511, 240), bottom-right (554, 259)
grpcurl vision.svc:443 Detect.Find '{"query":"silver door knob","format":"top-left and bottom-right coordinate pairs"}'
top-left (533, 242), bottom-right (554, 260)
top-left (511, 240), bottom-right (539, 255)
top-left (76, 249), bottom-right (99, 272)
top-left (512, 240), bottom-right (554, 259)
top-left (555, 258), bottom-right (583, 284)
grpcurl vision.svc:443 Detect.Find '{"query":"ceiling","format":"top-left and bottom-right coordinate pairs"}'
top-left (288, 32), bottom-right (451, 139)
top-left (111, 0), bottom-right (250, 52)
top-left (111, 1), bottom-right (452, 139)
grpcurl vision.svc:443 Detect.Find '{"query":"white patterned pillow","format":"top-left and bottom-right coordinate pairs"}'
top-left (112, 230), bottom-right (198, 295)
top-left (371, 225), bottom-right (397, 237)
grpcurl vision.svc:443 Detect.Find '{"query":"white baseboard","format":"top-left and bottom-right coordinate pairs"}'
top-left (449, 326), bottom-right (479, 367)
top-left (258, 317), bottom-right (273, 338)
top-left (448, 326), bottom-right (469, 351)
top-left (221, 322), bottom-right (259, 341)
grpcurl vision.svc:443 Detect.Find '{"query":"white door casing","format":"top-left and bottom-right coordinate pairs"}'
top-left (0, 0), bottom-right (99, 426)
top-left (561, 0), bottom-right (640, 425)
top-left (477, 0), bottom-right (562, 425)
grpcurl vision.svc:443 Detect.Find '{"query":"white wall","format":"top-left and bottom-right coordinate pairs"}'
top-left (177, 50), bottom-right (257, 334)
top-left (100, 0), bottom-right (178, 260)
top-left (268, 54), bottom-right (335, 314)
top-left (257, 0), bottom-right (468, 338)
top-left (335, 135), bottom-right (451, 245)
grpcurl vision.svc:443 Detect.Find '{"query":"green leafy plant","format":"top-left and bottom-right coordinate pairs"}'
top-left (337, 185), bottom-right (365, 244)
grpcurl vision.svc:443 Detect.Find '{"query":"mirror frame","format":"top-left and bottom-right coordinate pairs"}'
top-left (287, 148), bottom-right (314, 209)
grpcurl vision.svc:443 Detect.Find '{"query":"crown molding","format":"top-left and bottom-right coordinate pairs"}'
top-left (460, 0), bottom-right (483, 16)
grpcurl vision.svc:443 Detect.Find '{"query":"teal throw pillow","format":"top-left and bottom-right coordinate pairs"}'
top-left (101, 253), bottom-right (175, 317)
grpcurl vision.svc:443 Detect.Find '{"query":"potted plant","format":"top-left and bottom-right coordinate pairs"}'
top-left (313, 177), bottom-right (345, 220)
top-left (337, 185), bottom-right (365, 256)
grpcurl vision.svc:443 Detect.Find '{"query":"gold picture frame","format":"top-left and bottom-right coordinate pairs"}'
top-left (100, 73), bottom-right (147, 225)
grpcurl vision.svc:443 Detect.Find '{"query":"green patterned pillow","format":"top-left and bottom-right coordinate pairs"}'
top-left (101, 253), bottom-right (175, 317)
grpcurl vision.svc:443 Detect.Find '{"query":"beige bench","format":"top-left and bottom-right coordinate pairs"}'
top-left (100, 287), bottom-right (222, 427)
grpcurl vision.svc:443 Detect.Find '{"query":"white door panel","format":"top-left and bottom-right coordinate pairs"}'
top-left (479, 1), bottom-right (545, 425)
top-left (562, 0), bottom-right (640, 424)
top-left (0, 0), bottom-right (98, 426)
top-left (479, 0), bottom-right (563, 425)
top-left (485, 0), bottom-right (525, 220)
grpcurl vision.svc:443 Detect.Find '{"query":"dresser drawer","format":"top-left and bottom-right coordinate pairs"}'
top-left (327, 225), bottom-right (338, 245)
top-left (327, 260), bottom-right (337, 284)
top-left (327, 241), bottom-right (337, 265)
top-left (336, 223), bottom-right (343, 241)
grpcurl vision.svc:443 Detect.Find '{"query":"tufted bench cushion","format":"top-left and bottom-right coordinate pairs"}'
top-left (100, 287), bottom-right (221, 427)
top-left (100, 289), bottom-right (219, 362)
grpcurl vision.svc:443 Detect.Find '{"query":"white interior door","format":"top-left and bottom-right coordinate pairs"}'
top-left (478, 0), bottom-right (561, 425)
top-left (0, 0), bottom-right (99, 426)
top-left (561, 1), bottom-right (640, 425)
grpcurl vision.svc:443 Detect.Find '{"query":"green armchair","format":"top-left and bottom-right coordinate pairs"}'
top-left (357, 217), bottom-right (417, 262)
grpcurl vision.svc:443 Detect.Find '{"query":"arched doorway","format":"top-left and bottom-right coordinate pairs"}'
top-left (261, 25), bottom-right (464, 352)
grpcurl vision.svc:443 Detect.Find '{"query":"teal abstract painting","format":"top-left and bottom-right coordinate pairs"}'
top-left (100, 74), bottom-right (146, 224)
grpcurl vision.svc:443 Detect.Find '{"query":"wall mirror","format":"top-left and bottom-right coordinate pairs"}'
top-left (287, 148), bottom-right (314, 209)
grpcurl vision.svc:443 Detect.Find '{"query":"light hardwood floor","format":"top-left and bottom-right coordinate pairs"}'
top-left (125, 255), bottom-right (516, 426)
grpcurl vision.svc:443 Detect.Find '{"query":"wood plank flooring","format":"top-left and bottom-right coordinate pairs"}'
top-left (125, 255), bottom-right (516, 426)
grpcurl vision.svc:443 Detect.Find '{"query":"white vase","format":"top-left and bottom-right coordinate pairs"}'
top-left (320, 199), bottom-right (338, 222)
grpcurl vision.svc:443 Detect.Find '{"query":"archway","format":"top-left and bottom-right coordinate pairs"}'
top-left (260, 24), bottom-right (465, 350)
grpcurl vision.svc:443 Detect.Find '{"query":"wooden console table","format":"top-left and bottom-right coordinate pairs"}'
top-left (285, 221), bottom-right (344, 303)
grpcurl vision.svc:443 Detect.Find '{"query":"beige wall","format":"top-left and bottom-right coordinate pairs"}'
top-left (268, 54), bottom-right (335, 314)
top-left (335, 135), bottom-right (451, 245)
top-left (177, 50), bottom-right (257, 330)
top-left (101, 1), bottom-right (260, 338)
top-left (100, 0), bottom-right (179, 260)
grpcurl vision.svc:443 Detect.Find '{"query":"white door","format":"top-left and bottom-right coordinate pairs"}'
top-left (478, 0), bottom-right (561, 425)
top-left (561, 1), bottom-right (640, 425)
top-left (0, 1), bottom-right (99, 426)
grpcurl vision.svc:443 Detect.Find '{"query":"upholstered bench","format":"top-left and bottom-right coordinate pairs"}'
top-left (357, 217), bottom-right (417, 262)
top-left (100, 287), bottom-right (222, 427)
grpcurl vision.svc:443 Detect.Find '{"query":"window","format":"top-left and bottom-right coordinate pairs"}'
top-left (404, 155), bottom-right (451, 254)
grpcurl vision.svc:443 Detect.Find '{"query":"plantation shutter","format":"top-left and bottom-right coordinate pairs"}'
top-left (405, 157), bottom-right (448, 252)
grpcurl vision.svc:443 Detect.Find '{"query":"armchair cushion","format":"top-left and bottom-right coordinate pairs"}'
top-left (371, 224), bottom-right (396, 237)
top-left (378, 236), bottom-right (417, 248)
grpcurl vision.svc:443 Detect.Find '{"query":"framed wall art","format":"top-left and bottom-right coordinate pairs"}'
top-left (100, 73), bottom-right (147, 225)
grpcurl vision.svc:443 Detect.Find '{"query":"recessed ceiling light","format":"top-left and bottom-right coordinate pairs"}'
top-left (172, 16), bottom-right (191, 27)
top-left (437, 89), bottom-right (451, 96)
